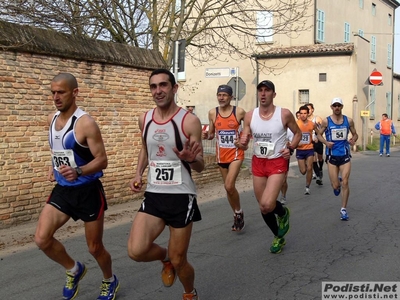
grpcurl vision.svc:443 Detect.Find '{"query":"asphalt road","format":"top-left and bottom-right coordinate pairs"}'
top-left (1, 150), bottom-right (400, 300)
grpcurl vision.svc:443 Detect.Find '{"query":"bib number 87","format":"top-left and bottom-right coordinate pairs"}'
top-left (155, 168), bottom-right (174, 181)
top-left (259, 146), bottom-right (268, 155)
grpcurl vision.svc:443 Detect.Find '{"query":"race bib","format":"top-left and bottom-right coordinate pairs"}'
top-left (299, 133), bottom-right (311, 145)
top-left (331, 128), bottom-right (347, 141)
top-left (149, 160), bottom-right (182, 185)
top-left (254, 141), bottom-right (275, 158)
top-left (51, 149), bottom-right (77, 171)
top-left (218, 130), bottom-right (236, 148)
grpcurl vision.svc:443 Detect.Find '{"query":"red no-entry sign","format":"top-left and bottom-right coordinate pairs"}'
top-left (369, 70), bottom-right (383, 85)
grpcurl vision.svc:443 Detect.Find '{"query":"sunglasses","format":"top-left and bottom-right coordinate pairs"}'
top-left (332, 104), bottom-right (342, 108)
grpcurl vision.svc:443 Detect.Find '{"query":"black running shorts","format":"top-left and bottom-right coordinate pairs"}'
top-left (47, 179), bottom-right (108, 222)
top-left (313, 141), bottom-right (324, 155)
top-left (139, 192), bottom-right (202, 228)
top-left (326, 154), bottom-right (351, 166)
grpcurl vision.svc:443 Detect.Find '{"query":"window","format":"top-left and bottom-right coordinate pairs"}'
top-left (175, 0), bottom-right (181, 13)
top-left (299, 90), bottom-right (309, 104)
top-left (386, 92), bottom-right (392, 116)
top-left (316, 10), bottom-right (325, 43)
top-left (358, 29), bottom-right (364, 37)
top-left (372, 3), bottom-right (376, 16)
top-left (359, 0), bottom-right (364, 9)
top-left (388, 14), bottom-right (392, 26)
top-left (369, 87), bottom-right (376, 119)
top-left (319, 73), bottom-right (327, 82)
top-left (344, 22), bottom-right (350, 42)
top-left (256, 11), bottom-right (273, 43)
top-left (387, 44), bottom-right (392, 68)
top-left (370, 36), bottom-right (376, 62)
top-left (172, 39), bottom-right (186, 81)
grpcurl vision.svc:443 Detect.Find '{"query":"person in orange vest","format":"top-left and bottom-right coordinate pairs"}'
top-left (374, 113), bottom-right (396, 157)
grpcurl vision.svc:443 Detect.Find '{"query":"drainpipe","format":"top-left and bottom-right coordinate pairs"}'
top-left (390, 10), bottom-right (396, 119)
top-left (255, 57), bottom-right (260, 107)
top-left (313, 0), bottom-right (317, 44)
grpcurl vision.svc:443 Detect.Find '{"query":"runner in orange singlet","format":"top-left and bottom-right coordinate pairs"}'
top-left (203, 85), bottom-right (247, 231)
top-left (296, 105), bottom-right (318, 195)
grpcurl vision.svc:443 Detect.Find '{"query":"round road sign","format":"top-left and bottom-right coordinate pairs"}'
top-left (369, 71), bottom-right (383, 85)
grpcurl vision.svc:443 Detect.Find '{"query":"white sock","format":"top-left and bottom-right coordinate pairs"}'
top-left (184, 289), bottom-right (197, 295)
top-left (235, 209), bottom-right (242, 214)
top-left (67, 261), bottom-right (78, 275)
top-left (103, 276), bottom-right (115, 283)
top-left (163, 248), bottom-right (169, 262)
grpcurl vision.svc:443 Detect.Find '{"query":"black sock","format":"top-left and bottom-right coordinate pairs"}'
top-left (261, 212), bottom-right (278, 236)
top-left (318, 160), bottom-right (324, 171)
top-left (273, 200), bottom-right (285, 217)
top-left (313, 162), bottom-right (320, 177)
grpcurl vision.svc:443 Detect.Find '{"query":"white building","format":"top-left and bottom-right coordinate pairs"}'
top-left (177, 0), bottom-right (400, 147)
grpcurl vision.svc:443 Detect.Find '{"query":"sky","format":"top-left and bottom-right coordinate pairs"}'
top-left (395, 6), bottom-right (400, 73)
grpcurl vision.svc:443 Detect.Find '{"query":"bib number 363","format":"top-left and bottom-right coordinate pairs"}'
top-left (51, 149), bottom-right (77, 171)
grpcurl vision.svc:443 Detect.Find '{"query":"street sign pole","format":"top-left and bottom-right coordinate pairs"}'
top-left (235, 67), bottom-right (239, 107)
top-left (363, 83), bottom-right (377, 150)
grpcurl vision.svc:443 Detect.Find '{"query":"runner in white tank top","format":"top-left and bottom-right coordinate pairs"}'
top-left (239, 80), bottom-right (301, 254)
top-left (128, 69), bottom-right (204, 300)
top-left (251, 106), bottom-right (287, 159)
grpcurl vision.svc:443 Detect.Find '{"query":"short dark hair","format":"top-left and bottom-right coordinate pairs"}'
top-left (299, 105), bottom-right (309, 114)
top-left (149, 69), bottom-right (176, 86)
top-left (306, 103), bottom-right (314, 109)
top-left (382, 113), bottom-right (388, 118)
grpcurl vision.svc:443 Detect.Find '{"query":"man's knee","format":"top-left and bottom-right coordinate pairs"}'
top-left (87, 241), bottom-right (106, 258)
top-left (224, 182), bottom-right (237, 195)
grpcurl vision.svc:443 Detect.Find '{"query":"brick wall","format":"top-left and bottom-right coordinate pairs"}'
top-left (0, 21), bottom-right (220, 228)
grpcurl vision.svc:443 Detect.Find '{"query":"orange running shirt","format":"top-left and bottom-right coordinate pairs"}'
top-left (296, 119), bottom-right (314, 150)
top-left (214, 106), bottom-right (244, 163)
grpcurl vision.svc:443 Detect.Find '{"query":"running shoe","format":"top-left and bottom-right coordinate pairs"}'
top-left (63, 262), bottom-right (87, 300)
top-left (269, 237), bottom-right (286, 254)
top-left (304, 187), bottom-right (310, 195)
top-left (161, 260), bottom-right (176, 287)
top-left (379, 153), bottom-right (383, 157)
top-left (340, 209), bottom-right (349, 221)
top-left (333, 176), bottom-right (342, 196)
top-left (316, 177), bottom-right (323, 185)
top-left (387, 154), bottom-right (390, 157)
top-left (232, 211), bottom-right (245, 231)
top-left (182, 289), bottom-right (199, 300)
top-left (277, 207), bottom-right (290, 238)
top-left (97, 275), bottom-right (120, 300)
top-left (279, 196), bottom-right (287, 205)
top-left (312, 172), bottom-right (317, 179)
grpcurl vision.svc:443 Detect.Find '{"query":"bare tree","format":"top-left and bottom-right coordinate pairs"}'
top-left (0, 0), bottom-right (312, 67)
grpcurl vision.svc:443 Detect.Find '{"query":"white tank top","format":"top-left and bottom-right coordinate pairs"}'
top-left (143, 108), bottom-right (197, 195)
top-left (250, 107), bottom-right (287, 159)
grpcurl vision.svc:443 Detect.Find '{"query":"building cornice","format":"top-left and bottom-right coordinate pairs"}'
top-left (383, 0), bottom-right (400, 8)
top-left (252, 43), bottom-right (354, 59)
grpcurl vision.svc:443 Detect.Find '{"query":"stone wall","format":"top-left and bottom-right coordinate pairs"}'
top-left (0, 21), bottom-right (219, 228)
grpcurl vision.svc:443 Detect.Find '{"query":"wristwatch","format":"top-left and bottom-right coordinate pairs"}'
top-left (75, 167), bottom-right (83, 177)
